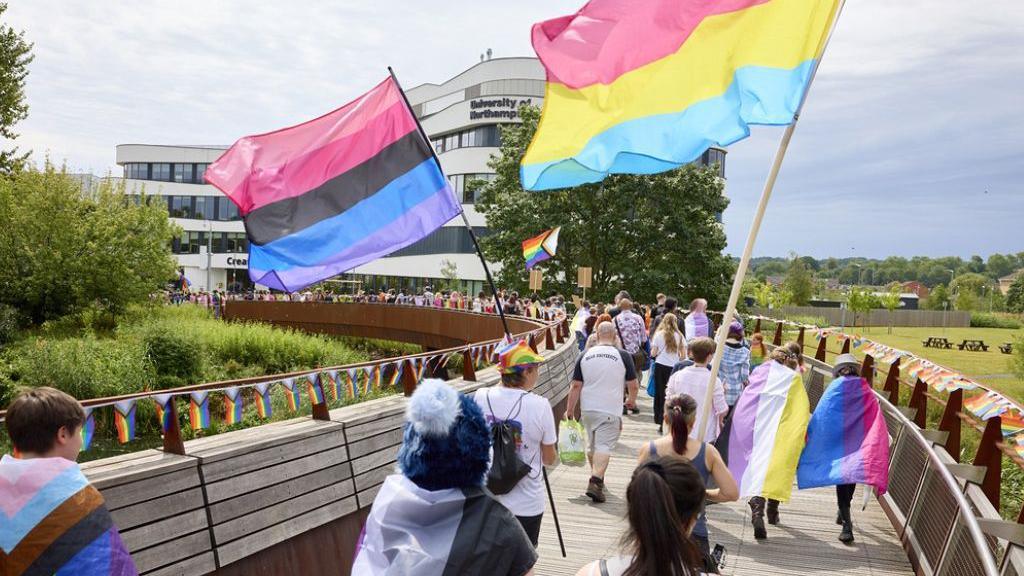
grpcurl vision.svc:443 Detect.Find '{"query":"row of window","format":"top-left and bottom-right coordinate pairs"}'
top-left (430, 124), bottom-right (502, 154)
top-left (165, 195), bottom-right (241, 220)
top-left (386, 226), bottom-right (488, 258)
top-left (124, 162), bottom-right (211, 184)
top-left (335, 272), bottom-right (486, 297)
top-left (172, 231), bottom-right (249, 254)
top-left (448, 173), bottom-right (496, 203)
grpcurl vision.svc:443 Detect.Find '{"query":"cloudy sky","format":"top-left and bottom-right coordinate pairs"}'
top-left (5, 1), bottom-right (1023, 258)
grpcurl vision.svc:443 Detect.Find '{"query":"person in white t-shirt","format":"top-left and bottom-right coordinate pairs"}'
top-left (650, 313), bottom-right (686, 433)
top-left (474, 339), bottom-right (558, 547)
top-left (666, 337), bottom-right (729, 443)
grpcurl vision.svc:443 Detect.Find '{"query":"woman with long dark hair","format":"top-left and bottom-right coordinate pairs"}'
top-left (576, 456), bottom-right (710, 576)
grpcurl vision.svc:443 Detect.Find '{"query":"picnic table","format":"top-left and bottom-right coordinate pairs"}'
top-left (958, 339), bottom-right (989, 352)
top-left (1001, 342), bottom-right (1014, 355)
top-left (922, 337), bottom-right (953, 349)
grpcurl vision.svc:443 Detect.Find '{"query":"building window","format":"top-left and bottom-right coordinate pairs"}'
top-left (195, 163), bottom-right (209, 183)
top-left (194, 196), bottom-right (212, 219)
top-left (151, 163), bottom-right (171, 181)
top-left (173, 163), bottom-right (192, 183)
top-left (224, 232), bottom-right (247, 253)
top-left (216, 197), bottom-right (240, 221)
top-left (169, 196), bottom-right (193, 218)
top-left (125, 163), bottom-right (148, 179)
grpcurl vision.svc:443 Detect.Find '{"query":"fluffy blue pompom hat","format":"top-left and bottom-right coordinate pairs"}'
top-left (397, 379), bottom-right (491, 491)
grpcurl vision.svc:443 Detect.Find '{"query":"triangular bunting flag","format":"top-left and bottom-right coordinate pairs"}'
top-left (223, 387), bottom-right (244, 425)
top-left (189, 391), bottom-right (211, 430)
top-left (254, 381), bottom-right (274, 419)
top-left (114, 400), bottom-right (137, 444)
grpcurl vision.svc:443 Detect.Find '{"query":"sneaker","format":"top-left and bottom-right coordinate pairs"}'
top-left (586, 478), bottom-right (606, 503)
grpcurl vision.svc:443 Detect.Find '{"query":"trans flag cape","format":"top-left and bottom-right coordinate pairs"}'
top-left (206, 76), bottom-right (461, 292)
top-left (0, 455), bottom-right (137, 576)
top-left (353, 474), bottom-right (537, 575)
top-left (797, 375), bottom-right (890, 494)
top-left (728, 361), bottom-right (809, 502)
top-left (521, 0), bottom-right (841, 190)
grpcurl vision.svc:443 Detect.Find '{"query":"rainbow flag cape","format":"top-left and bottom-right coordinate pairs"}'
top-left (522, 227), bottom-right (560, 269)
top-left (113, 400), bottom-right (136, 444)
top-left (223, 387), bottom-right (244, 426)
top-left (305, 374), bottom-right (326, 406)
top-left (205, 76), bottom-right (461, 292)
top-left (797, 376), bottom-right (889, 494)
top-left (521, 0), bottom-right (841, 190)
top-left (153, 394), bottom-right (175, 434)
top-left (0, 455), bottom-right (137, 575)
top-left (254, 382), bottom-right (274, 419)
top-left (81, 408), bottom-right (95, 451)
top-left (189, 391), bottom-right (211, 431)
top-left (282, 378), bottom-right (301, 411)
top-left (728, 361), bottom-right (809, 502)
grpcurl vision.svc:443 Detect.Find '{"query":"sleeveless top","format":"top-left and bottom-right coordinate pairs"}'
top-left (648, 441), bottom-right (710, 538)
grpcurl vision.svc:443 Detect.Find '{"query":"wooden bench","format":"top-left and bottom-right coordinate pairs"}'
top-left (1001, 342), bottom-right (1014, 354)
top-left (922, 337), bottom-right (953, 349)
top-left (958, 339), bottom-right (989, 352)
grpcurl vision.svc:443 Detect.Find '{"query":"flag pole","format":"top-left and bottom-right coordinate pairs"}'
top-left (696, 0), bottom-right (846, 443)
top-left (387, 66), bottom-right (512, 339)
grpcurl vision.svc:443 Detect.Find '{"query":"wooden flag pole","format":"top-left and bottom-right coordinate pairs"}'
top-left (696, 0), bottom-right (846, 443)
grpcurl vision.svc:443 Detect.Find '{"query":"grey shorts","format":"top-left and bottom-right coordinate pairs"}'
top-left (581, 411), bottom-right (621, 454)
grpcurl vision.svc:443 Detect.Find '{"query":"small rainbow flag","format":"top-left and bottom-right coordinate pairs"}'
top-left (1002, 411), bottom-right (1024, 437)
top-left (282, 378), bottom-right (302, 411)
top-left (81, 408), bottom-right (95, 451)
top-left (114, 400), bottom-right (136, 444)
top-left (387, 362), bottom-right (404, 388)
top-left (255, 382), bottom-right (274, 418)
top-left (412, 357), bottom-right (426, 382)
top-left (223, 387), bottom-right (244, 425)
top-left (522, 227), bottom-right (560, 269)
top-left (322, 371), bottom-right (338, 402)
top-left (344, 369), bottom-right (358, 399)
top-left (965, 392), bottom-right (1009, 421)
top-left (189, 391), bottom-right (211, 430)
top-left (306, 374), bottom-right (326, 405)
top-left (365, 366), bottom-right (381, 395)
top-left (1015, 436), bottom-right (1024, 459)
top-left (153, 393), bottom-right (175, 434)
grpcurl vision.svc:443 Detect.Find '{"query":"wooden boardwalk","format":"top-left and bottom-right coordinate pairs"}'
top-left (535, 394), bottom-right (914, 576)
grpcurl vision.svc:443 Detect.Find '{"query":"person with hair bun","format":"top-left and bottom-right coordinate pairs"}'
top-left (576, 456), bottom-right (711, 576)
top-left (638, 394), bottom-right (737, 567)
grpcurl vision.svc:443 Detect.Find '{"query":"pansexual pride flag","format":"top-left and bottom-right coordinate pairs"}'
top-left (728, 360), bottom-right (809, 501)
top-left (205, 76), bottom-right (461, 291)
top-left (797, 375), bottom-right (889, 494)
top-left (522, 227), bottom-right (560, 269)
top-left (521, 0), bottom-right (841, 190)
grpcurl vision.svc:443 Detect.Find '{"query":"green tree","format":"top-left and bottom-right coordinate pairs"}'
top-left (878, 284), bottom-right (903, 334)
top-left (0, 164), bottom-right (179, 323)
top-left (0, 3), bottom-right (33, 174)
top-left (846, 287), bottom-right (877, 329)
top-left (924, 283), bottom-right (951, 310)
top-left (784, 254), bottom-right (814, 305)
top-left (751, 281), bottom-right (775, 308)
top-left (1007, 276), bottom-right (1024, 314)
top-left (475, 105), bottom-right (732, 305)
top-left (439, 258), bottom-right (459, 292)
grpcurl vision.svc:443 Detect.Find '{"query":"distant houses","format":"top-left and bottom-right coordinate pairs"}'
top-left (1000, 271), bottom-right (1022, 295)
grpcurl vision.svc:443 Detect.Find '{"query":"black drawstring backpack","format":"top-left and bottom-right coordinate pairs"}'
top-left (485, 390), bottom-right (532, 495)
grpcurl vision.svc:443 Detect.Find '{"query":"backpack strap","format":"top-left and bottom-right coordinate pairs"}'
top-left (599, 559), bottom-right (611, 576)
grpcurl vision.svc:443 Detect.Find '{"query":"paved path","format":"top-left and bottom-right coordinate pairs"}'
top-left (535, 394), bottom-right (914, 576)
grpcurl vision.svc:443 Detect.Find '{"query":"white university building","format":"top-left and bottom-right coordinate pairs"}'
top-left (114, 56), bottom-right (726, 294)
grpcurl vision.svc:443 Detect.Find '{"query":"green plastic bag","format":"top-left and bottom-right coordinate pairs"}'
top-left (558, 419), bottom-right (587, 466)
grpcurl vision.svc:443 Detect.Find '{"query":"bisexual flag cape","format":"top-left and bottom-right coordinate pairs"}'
top-left (0, 455), bottom-right (137, 575)
top-left (352, 474), bottom-right (537, 575)
top-left (797, 375), bottom-right (890, 494)
top-left (728, 361), bottom-right (809, 502)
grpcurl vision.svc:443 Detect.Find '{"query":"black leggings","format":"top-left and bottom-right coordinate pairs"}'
top-left (516, 514), bottom-right (543, 547)
top-left (837, 484), bottom-right (855, 508)
top-left (653, 363), bottom-right (674, 425)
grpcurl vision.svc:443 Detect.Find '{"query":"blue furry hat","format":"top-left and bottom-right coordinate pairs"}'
top-left (397, 379), bottom-right (491, 491)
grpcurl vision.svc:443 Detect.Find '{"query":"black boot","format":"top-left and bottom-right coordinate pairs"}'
top-left (749, 497), bottom-right (767, 540)
top-left (836, 510), bottom-right (843, 526)
top-left (839, 506), bottom-right (854, 544)
top-left (766, 499), bottom-right (780, 525)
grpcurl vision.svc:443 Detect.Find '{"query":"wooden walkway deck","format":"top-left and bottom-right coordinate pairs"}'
top-left (535, 394), bottom-right (914, 576)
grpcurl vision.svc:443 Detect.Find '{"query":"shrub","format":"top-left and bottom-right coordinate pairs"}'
top-left (141, 328), bottom-right (204, 387)
top-left (0, 304), bottom-right (21, 345)
top-left (970, 312), bottom-right (1022, 329)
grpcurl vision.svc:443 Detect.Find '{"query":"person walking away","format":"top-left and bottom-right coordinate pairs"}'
top-left (684, 298), bottom-right (715, 342)
top-left (797, 354), bottom-right (889, 544)
top-left (650, 313), bottom-right (686, 431)
top-left (649, 296), bottom-right (685, 339)
top-left (613, 299), bottom-right (648, 415)
top-left (607, 290), bottom-right (630, 318)
top-left (584, 313), bottom-right (620, 351)
top-left (473, 340), bottom-right (558, 547)
top-left (354, 380), bottom-right (537, 575)
top-left (638, 395), bottom-right (738, 568)
top-left (666, 338), bottom-right (729, 442)
top-left (575, 457), bottom-right (710, 576)
top-left (1, 387), bottom-right (138, 575)
top-left (716, 322), bottom-right (751, 463)
top-left (565, 322), bottom-right (639, 503)
top-left (749, 332), bottom-right (767, 370)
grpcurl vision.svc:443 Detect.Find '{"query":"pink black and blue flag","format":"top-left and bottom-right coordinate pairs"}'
top-left (205, 77), bottom-right (461, 292)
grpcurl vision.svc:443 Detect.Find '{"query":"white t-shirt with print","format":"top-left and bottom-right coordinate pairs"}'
top-left (474, 386), bottom-right (557, 517)
top-left (650, 331), bottom-right (685, 367)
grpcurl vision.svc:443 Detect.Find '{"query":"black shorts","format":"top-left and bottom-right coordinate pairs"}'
top-left (516, 513), bottom-right (543, 547)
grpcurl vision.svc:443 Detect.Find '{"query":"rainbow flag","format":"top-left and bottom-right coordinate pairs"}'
top-left (346, 369), bottom-right (360, 399)
top-left (153, 394), bottom-right (175, 434)
top-left (223, 387), bottom-right (244, 426)
top-left (205, 76), bottom-right (461, 292)
top-left (1015, 436), bottom-right (1024, 459)
top-left (387, 362), bottom-right (404, 388)
top-left (412, 357), bottom-right (426, 382)
top-left (306, 374), bottom-right (326, 406)
top-left (366, 366), bottom-right (381, 395)
top-left (965, 392), bottom-right (1009, 421)
top-left (521, 0), bottom-right (841, 190)
top-left (728, 361), bottom-right (809, 502)
top-left (113, 400), bottom-right (136, 444)
top-left (322, 371), bottom-right (339, 402)
top-left (81, 408), bottom-right (95, 451)
top-left (282, 378), bottom-right (301, 411)
top-left (1002, 411), bottom-right (1024, 437)
top-left (798, 375), bottom-right (889, 494)
top-left (255, 382), bottom-right (274, 418)
top-left (189, 391), bottom-right (211, 430)
top-left (522, 227), bottom-right (560, 269)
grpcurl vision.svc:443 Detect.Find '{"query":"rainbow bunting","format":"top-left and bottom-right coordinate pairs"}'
top-left (346, 369), bottom-right (360, 399)
top-left (412, 357), bottom-right (426, 382)
top-left (522, 227), bottom-right (560, 269)
top-left (255, 382), bottom-right (274, 419)
top-left (1015, 436), bottom-right (1024, 459)
top-left (322, 371), bottom-right (339, 402)
top-left (223, 387), bottom-right (244, 426)
top-left (282, 378), bottom-right (302, 411)
top-left (364, 366), bottom-right (380, 395)
top-left (113, 400), bottom-right (136, 444)
top-left (153, 393), bottom-right (175, 434)
top-left (1002, 411), bottom-right (1024, 437)
top-left (306, 374), bottom-right (326, 406)
top-left (189, 391), bottom-right (211, 430)
top-left (81, 408), bottom-right (95, 451)
top-left (965, 392), bottom-right (1009, 421)
top-left (387, 362), bottom-right (404, 388)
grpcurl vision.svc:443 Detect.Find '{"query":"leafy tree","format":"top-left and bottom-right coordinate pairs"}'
top-left (751, 281), bottom-right (775, 308)
top-left (439, 258), bottom-right (459, 292)
top-left (846, 287), bottom-right (878, 329)
top-left (924, 283), bottom-right (951, 310)
top-left (878, 284), bottom-right (903, 334)
top-left (783, 254), bottom-right (814, 305)
top-left (1007, 276), bottom-right (1024, 314)
top-left (0, 3), bottom-right (33, 175)
top-left (951, 272), bottom-right (991, 297)
top-left (0, 164), bottom-right (179, 323)
top-left (474, 105), bottom-right (732, 305)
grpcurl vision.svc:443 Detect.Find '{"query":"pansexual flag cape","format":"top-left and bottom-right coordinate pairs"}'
top-left (522, 227), bottom-right (560, 269)
top-left (521, 0), bottom-right (841, 190)
top-left (728, 360), bottom-right (809, 502)
top-left (206, 77), bottom-right (461, 292)
top-left (797, 375), bottom-right (890, 494)
top-left (0, 455), bottom-right (137, 576)
top-left (352, 474), bottom-right (537, 575)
